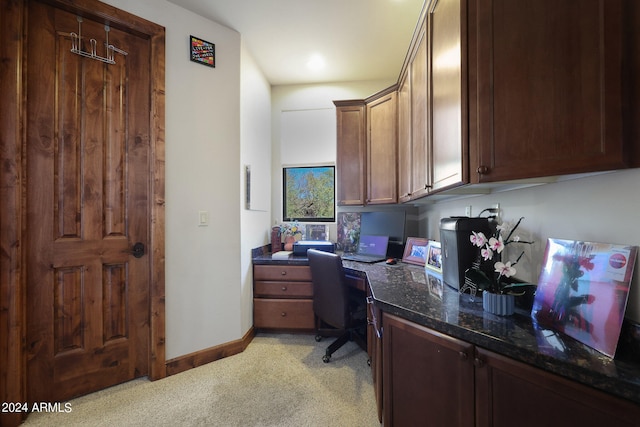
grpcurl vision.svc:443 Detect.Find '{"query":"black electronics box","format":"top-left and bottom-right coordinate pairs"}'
top-left (440, 217), bottom-right (494, 290)
top-left (293, 240), bottom-right (335, 256)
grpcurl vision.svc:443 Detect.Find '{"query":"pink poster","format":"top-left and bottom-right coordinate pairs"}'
top-left (532, 239), bottom-right (638, 357)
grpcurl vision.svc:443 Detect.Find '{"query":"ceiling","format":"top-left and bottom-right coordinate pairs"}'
top-left (167, 0), bottom-right (425, 86)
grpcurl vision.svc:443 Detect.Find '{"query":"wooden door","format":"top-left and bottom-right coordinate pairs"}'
top-left (475, 348), bottom-right (640, 427)
top-left (335, 100), bottom-right (367, 206)
top-left (382, 313), bottom-right (474, 427)
top-left (26, 2), bottom-right (152, 403)
top-left (366, 89), bottom-right (398, 205)
top-left (471, 0), bottom-right (626, 182)
top-left (430, 0), bottom-right (466, 191)
top-left (410, 22), bottom-right (430, 199)
top-left (397, 71), bottom-right (412, 203)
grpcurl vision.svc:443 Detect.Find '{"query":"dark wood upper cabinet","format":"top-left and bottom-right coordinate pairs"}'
top-left (469, 0), bottom-right (627, 183)
top-left (366, 89), bottom-right (398, 205)
top-left (337, 0), bottom-right (638, 203)
top-left (626, 0), bottom-right (640, 168)
top-left (410, 23), bottom-right (431, 199)
top-left (397, 71), bottom-right (413, 203)
top-left (430, 0), bottom-right (467, 191)
top-left (398, 19), bottom-right (431, 203)
top-left (335, 100), bottom-right (367, 206)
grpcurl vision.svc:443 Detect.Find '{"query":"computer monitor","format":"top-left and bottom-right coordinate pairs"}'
top-left (360, 211), bottom-right (406, 244)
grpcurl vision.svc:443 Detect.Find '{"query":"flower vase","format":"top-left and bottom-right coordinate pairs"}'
top-left (482, 291), bottom-right (515, 316)
top-left (284, 236), bottom-right (296, 251)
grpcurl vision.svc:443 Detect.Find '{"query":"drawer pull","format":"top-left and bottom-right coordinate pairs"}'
top-left (281, 271), bottom-right (287, 276)
top-left (281, 286), bottom-right (287, 291)
top-left (281, 312), bottom-right (287, 317)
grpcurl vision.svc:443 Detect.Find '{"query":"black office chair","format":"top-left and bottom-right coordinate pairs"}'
top-left (307, 249), bottom-right (367, 363)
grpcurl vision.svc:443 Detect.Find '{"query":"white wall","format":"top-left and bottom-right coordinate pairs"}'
top-left (102, 0), bottom-right (245, 359)
top-left (270, 81), bottom-right (395, 231)
top-left (240, 42), bottom-right (272, 333)
top-left (418, 168), bottom-right (640, 323)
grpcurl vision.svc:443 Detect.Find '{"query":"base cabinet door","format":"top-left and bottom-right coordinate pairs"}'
top-left (366, 286), bottom-right (383, 423)
top-left (382, 313), bottom-right (474, 427)
top-left (474, 348), bottom-right (640, 427)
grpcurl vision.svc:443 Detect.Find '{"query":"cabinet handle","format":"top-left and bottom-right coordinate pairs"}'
top-left (474, 357), bottom-right (484, 368)
top-left (280, 270), bottom-right (287, 276)
top-left (424, 184), bottom-right (432, 189)
top-left (404, 192), bottom-right (411, 197)
top-left (476, 166), bottom-right (489, 175)
top-left (459, 351), bottom-right (468, 361)
top-left (281, 286), bottom-right (287, 291)
top-left (281, 312), bottom-right (287, 317)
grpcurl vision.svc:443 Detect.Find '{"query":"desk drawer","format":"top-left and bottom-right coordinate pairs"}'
top-left (254, 265), bottom-right (312, 282)
top-left (255, 281), bottom-right (313, 298)
top-left (253, 298), bottom-right (314, 330)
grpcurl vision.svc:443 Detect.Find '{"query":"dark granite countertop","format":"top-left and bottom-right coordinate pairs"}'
top-left (253, 251), bottom-right (640, 405)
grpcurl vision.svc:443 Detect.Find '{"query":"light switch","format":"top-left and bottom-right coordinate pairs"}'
top-left (198, 210), bottom-right (209, 226)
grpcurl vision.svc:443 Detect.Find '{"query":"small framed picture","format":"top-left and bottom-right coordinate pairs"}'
top-left (306, 224), bottom-right (329, 241)
top-left (402, 237), bottom-right (429, 266)
top-left (190, 35), bottom-right (215, 68)
top-left (426, 241), bottom-right (442, 273)
top-left (427, 272), bottom-right (443, 300)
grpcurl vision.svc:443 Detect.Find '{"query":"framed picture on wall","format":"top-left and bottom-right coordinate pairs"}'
top-left (190, 35), bottom-right (215, 67)
top-left (402, 237), bottom-right (429, 266)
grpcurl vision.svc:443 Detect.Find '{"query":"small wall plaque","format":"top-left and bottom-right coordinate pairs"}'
top-left (190, 35), bottom-right (215, 68)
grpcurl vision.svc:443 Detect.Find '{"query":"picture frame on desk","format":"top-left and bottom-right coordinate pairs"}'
top-left (425, 241), bottom-right (442, 273)
top-left (402, 237), bottom-right (429, 266)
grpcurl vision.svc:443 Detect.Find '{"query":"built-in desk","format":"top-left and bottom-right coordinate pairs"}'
top-left (252, 251), bottom-right (640, 410)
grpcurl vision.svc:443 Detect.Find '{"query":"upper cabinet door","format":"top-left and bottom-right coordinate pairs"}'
top-left (410, 23), bottom-right (432, 199)
top-left (470, 0), bottom-right (626, 183)
top-left (397, 71), bottom-right (413, 203)
top-left (367, 90), bottom-right (398, 205)
top-left (430, 0), bottom-right (467, 192)
top-left (335, 101), bottom-right (367, 206)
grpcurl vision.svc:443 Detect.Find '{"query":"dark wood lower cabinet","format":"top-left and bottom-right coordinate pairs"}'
top-left (382, 312), bottom-right (640, 427)
top-left (475, 348), bottom-right (640, 427)
top-left (382, 313), bottom-right (475, 427)
top-left (366, 285), bottom-right (383, 423)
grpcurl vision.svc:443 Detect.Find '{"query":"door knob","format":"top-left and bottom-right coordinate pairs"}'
top-left (128, 242), bottom-right (145, 258)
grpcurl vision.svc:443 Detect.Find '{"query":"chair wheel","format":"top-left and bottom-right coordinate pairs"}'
top-left (322, 355), bottom-right (331, 363)
top-left (315, 335), bottom-right (322, 342)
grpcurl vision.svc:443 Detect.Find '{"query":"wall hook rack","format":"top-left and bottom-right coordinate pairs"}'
top-left (70, 16), bottom-right (127, 65)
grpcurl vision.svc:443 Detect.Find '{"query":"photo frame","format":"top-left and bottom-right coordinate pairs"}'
top-left (426, 271), bottom-right (443, 300)
top-left (402, 237), bottom-right (429, 266)
top-left (426, 241), bottom-right (443, 273)
top-left (306, 224), bottom-right (329, 241)
top-left (190, 35), bottom-right (215, 68)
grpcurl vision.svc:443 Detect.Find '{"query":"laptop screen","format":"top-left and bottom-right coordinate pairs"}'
top-left (357, 235), bottom-right (389, 256)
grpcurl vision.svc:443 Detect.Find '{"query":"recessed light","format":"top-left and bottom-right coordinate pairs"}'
top-left (306, 54), bottom-right (326, 71)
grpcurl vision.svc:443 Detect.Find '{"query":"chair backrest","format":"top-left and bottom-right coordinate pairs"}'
top-left (307, 249), bottom-right (349, 329)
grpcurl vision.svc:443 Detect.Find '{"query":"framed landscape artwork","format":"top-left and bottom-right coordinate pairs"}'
top-left (531, 238), bottom-right (638, 357)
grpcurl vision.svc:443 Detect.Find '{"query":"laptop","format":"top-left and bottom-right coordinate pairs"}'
top-left (342, 235), bottom-right (389, 263)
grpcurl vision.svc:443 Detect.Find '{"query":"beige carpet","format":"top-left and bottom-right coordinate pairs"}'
top-left (23, 333), bottom-right (380, 426)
